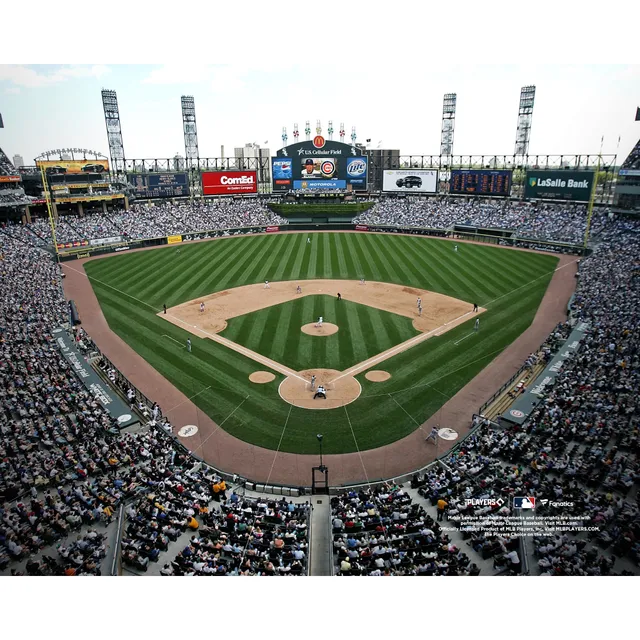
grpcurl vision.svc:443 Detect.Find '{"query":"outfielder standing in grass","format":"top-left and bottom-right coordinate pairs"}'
top-left (186, 338), bottom-right (192, 352)
top-left (474, 318), bottom-right (480, 331)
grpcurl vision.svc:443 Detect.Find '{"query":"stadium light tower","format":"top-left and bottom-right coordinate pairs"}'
top-left (181, 96), bottom-right (199, 170)
top-left (101, 89), bottom-right (126, 175)
top-left (339, 122), bottom-right (345, 143)
top-left (514, 85), bottom-right (536, 159)
top-left (440, 93), bottom-right (457, 163)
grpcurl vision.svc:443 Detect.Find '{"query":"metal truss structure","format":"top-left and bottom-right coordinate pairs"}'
top-left (121, 153), bottom-right (617, 199)
top-left (514, 86), bottom-right (536, 158)
top-left (101, 90), bottom-right (126, 174)
top-left (181, 96), bottom-right (199, 169)
top-left (440, 94), bottom-right (457, 159)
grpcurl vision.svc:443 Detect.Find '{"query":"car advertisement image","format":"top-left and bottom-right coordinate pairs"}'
top-left (382, 169), bottom-right (438, 193)
top-left (201, 171), bottom-right (258, 195)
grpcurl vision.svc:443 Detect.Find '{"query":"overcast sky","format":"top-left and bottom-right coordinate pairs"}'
top-left (1, 3), bottom-right (639, 168)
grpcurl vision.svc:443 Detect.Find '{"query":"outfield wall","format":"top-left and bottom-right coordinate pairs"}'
top-left (56, 223), bottom-right (587, 262)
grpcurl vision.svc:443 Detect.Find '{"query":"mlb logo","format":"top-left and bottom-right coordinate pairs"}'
top-left (513, 496), bottom-right (536, 509)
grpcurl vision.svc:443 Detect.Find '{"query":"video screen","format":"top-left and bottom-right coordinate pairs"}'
top-left (300, 157), bottom-right (337, 179)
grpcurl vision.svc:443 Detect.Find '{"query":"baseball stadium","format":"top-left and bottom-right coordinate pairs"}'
top-left (1, 83), bottom-right (639, 580)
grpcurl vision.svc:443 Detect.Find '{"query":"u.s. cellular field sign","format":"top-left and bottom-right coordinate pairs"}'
top-left (524, 170), bottom-right (595, 201)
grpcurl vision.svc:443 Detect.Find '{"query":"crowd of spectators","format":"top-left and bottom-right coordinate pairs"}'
top-left (1, 183), bottom-right (639, 576)
top-left (354, 198), bottom-right (610, 244)
top-left (164, 495), bottom-right (310, 576)
top-left (331, 484), bottom-right (479, 575)
top-left (0, 228), bottom-right (308, 576)
top-left (21, 200), bottom-right (287, 245)
top-left (409, 217), bottom-right (640, 575)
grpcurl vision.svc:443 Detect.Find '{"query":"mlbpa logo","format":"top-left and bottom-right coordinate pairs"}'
top-left (513, 496), bottom-right (536, 509)
top-left (347, 159), bottom-right (366, 177)
top-left (321, 160), bottom-right (336, 177)
top-left (313, 135), bottom-right (325, 149)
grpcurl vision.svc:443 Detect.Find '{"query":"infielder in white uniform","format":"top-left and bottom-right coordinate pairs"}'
top-left (264, 280), bottom-right (270, 289)
top-left (315, 316), bottom-right (323, 328)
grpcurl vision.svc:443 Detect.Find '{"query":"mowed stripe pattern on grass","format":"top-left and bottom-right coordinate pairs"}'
top-left (84, 233), bottom-right (558, 454)
top-left (222, 296), bottom-right (419, 372)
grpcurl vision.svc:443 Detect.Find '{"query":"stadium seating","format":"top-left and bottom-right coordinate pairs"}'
top-left (354, 198), bottom-right (609, 245)
top-left (0, 202), bottom-right (638, 576)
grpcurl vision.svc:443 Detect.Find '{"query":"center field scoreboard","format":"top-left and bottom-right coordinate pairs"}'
top-left (128, 172), bottom-right (190, 198)
top-left (450, 169), bottom-right (512, 196)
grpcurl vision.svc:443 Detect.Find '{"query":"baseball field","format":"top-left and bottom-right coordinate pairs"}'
top-left (83, 232), bottom-right (558, 455)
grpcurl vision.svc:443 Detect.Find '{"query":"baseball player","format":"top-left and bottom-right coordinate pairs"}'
top-left (310, 375), bottom-right (316, 391)
top-left (454, 244), bottom-right (458, 252)
top-left (425, 426), bottom-right (439, 443)
top-left (307, 237), bottom-right (311, 244)
top-left (200, 302), bottom-right (205, 313)
top-left (264, 280), bottom-right (270, 289)
top-left (315, 316), bottom-right (323, 328)
top-left (417, 297), bottom-right (422, 310)
top-left (418, 303), bottom-right (422, 316)
top-left (337, 293), bottom-right (342, 302)
top-left (296, 285), bottom-right (302, 294)
top-left (186, 338), bottom-right (192, 353)
top-left (473, 302), bottom-right (478, 312)
top-left (474, 318), bottom-right (480, 332)
top-left (163, 304), bottom-right (167, 315)
top-left (360, 278), bottom-right (366, 285)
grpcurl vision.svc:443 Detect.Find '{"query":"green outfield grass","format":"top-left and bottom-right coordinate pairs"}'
top-left (222, 296), bottom-right (418, 372)
top-left (84, 232), bottom-right (559, 455)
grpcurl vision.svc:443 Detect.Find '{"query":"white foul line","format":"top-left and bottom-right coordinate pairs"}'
top-left (454, 332), bottom-right (475, 346)
top-left (162, 334), bottom-right (185, 347)
top-left (330, 310), bottom-right (475, 384)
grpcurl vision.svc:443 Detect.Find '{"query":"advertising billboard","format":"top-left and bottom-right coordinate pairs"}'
top-left (36, 159), bottom-right (109, 174)
top-left (0, 175), bottom-right (20, 183)
top-left (524, 170), bottom-right (595, 201)
top-left (128, 173), bottom-right (189, 199)
top-left (272, 158), bottom-right (293, 191)
top-left (202, 171), bottom-right (257, 195)
top-left (293, 180), bottom-right (347, 190)
top-left (273, 138), bottom-right (367, 191)
top-left (382, 169), bottom-right (438, 193)
top-left (450, 169), bottom-right (512, 196)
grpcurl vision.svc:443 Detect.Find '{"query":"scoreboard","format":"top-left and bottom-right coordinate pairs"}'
top-left (128, 172), bottom-right (189, 199)
top-left (450, 169), bottom-right (512, 196)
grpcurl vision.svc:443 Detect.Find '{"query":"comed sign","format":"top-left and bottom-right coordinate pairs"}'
top-left (524, 170), bottom-right (594, 201)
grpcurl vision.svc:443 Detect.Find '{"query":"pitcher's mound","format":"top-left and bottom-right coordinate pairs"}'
top-left (249, 371), bottom-right (276, 384)
top-left (301, 322), bottom-right (339, 336)
top-left (279, 368), bottom-right (360, 410)
top-left (365, 370), bottom-right (391, 382)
